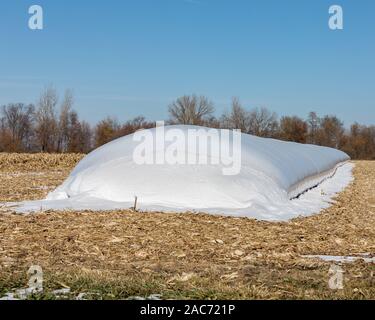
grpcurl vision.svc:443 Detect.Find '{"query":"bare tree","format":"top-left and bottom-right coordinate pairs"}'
top-left (342, 123), bottom-right (375, 160)
top-left (247, 107), bottom-right (279, 137)
top-left (0, 118), bottom-right (8, 152)
top-left (35, 86), bottom-right (58, 152)
top-left (316, 115), bottom-right (345, 149)
top-left (279, 116), bottom-right (308, 143)
top-left (204, 116), bottom-right (221, 128)
top-left (57, 89), bottom-right (74, 152)
top-left (168, 95), bottom-right (214, 125)
top-left (307, 111), bottom-right (320, 144)
top-left (119, 116), bottom-right (155, 137)
top-left (64, 110), bottom-right (90, 153)
top-left (94, 117), bottom-right (121, 148)
top-left (220, 97), bottom-right (249, 131)
top-left (1, 103), bottom-right (35, 152)
top-left (79, 121), bottom-right (93, 153)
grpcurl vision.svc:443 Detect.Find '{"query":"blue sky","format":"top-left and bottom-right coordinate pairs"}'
top-left (1, 0), bottom-right (374, 125)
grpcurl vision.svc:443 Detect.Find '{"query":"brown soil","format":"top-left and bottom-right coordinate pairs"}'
top-left (0, 154), bottom-right (373, 299)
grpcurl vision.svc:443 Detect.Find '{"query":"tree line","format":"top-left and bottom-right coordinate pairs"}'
top-left (1, 89), bottom-right (374, 159)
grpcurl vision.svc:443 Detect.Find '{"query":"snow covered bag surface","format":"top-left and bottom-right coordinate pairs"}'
top-left (13, 125), bottom-right (353, 221)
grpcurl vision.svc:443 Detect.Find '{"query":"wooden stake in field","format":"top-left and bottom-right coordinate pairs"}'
top-left (133, 196), bottom-right (138, 212)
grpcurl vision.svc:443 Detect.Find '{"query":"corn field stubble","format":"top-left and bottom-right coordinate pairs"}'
top-left (0, 153), bottom-right (374, 299)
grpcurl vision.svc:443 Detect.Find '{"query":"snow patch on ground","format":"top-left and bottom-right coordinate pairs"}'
top-left (303, 254), bottom-right (375, 264)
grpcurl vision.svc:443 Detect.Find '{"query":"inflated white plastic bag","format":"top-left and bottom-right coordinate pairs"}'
top-left (14, 125), bottom-right (353, 221)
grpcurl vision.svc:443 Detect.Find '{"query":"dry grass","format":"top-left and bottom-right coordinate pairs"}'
top-left (0, 153), bottom-right (84, 172)
top-left (0, 153), bottom-right (374, 300)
